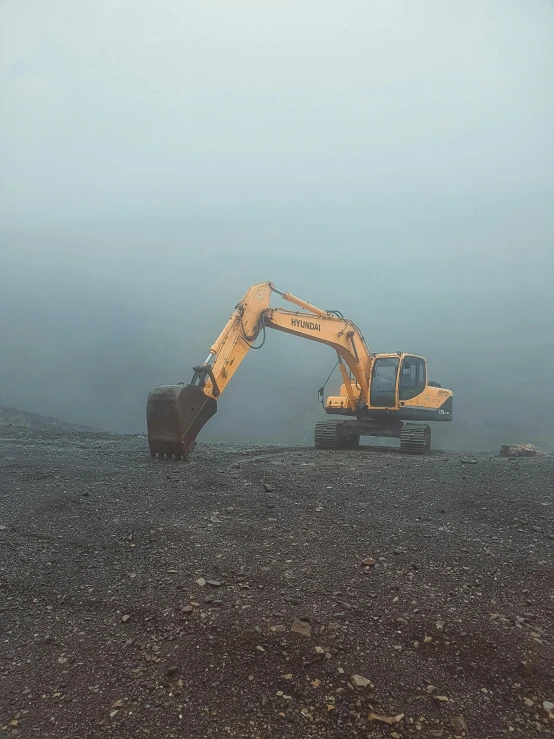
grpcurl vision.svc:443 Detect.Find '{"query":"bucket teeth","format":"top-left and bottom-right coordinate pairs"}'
top-left (147, 443), bottom-right (186, 460)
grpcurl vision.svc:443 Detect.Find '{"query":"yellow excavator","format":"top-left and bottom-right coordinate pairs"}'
top-left (146, 282), bottom-right (453, 459)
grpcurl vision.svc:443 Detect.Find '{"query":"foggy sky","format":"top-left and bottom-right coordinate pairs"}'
top-left (1, 1), bottom-right (553, 451)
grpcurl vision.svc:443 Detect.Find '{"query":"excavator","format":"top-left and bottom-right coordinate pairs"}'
top-left (146, 282), bottom-right (453, 459)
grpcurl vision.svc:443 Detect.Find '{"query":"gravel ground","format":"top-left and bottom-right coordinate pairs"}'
top-left (0, 428), bottom-right (553, 739)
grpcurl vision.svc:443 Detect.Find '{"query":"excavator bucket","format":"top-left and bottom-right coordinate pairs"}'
top-left (146, 384), bottom-right (217, 459)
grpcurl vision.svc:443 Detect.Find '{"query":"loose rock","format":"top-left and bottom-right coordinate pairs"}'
top-left (290, 619), bottom-right (311, 637)
top-left (351, 674), bottom-right (373, 690)
top-left (450, 715), bottom-right (468, 736)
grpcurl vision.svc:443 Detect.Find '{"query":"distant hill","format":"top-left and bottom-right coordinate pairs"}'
top-left (0, 406), bottom-right (97, 432)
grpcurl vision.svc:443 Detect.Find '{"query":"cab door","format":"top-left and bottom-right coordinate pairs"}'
top-left (398, 355), bottom-right (427, 406)
top-left (369, 357), bottom-right (400, 408)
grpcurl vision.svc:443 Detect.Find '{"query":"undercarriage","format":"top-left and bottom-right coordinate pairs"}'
top-left (314, 419), bottom-right (431, 455)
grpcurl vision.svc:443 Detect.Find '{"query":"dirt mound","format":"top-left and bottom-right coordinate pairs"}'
top-left (0, 405), bottom-right (97, 432)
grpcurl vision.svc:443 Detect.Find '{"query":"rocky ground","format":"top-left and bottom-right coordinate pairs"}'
top-left (0, 428), bottom-right (553, 739)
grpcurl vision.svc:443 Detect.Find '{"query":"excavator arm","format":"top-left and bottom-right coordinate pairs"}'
top-left (146, 281), bottom-right (373, 458)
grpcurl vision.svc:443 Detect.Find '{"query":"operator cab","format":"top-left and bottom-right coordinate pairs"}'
top-left (369, 354), bottom-right (426, 408)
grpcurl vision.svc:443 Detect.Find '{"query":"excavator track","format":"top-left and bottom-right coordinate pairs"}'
top-left (314, 421), bottom-right (341, 449)
top-left (400, 424), bottom-right (431, 455)
top-left (314, 421), bottom-right (359, 450)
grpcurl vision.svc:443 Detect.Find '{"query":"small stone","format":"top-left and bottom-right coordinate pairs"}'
top-left (523, 697), bottom-right (534, 707)
top-left (271, 625), bottom-right (286, 633)
top-left (206, 580), bottom-right (222, 587)
top-left (263, 483), bottom-right (275, 492)
top-left (423, 636), bottom-right (432, 643)
top-left (166, 666), bottom-right (179, 678)
top-left (291, 619), bottom-right (311, 637)
top-left (361, 558), bottom-right (377, 567)
top-left (450, 715), bottom-right (468, 736)
top-left (256, 645), bottom-right (265, 652)
top-left (195, 578), bottom-right (207, 587)
top-left (426, 684), bottom-right (436, 694)
top-left (281, 673), bottom-right (293, 680)
top-left (543, 700), bottom-right (554, 712)
top-left (0, 525), bottom-right (7, 531)
top-left (435, 695), bottom-right (449, 702)
top-left (351, 674), bottom-right (373, 690)
top-left (368, 713), bottom-right (403, 724)
top-left (121, 614), bottom-right (130, 622)
top-left (181, 605), bottom-right (193, 613)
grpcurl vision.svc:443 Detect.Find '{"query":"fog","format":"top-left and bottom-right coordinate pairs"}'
top-left (1, 0), bottom-right (553, 452)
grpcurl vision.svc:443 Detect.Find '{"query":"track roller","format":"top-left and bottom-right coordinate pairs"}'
top-left (400, 424), bottom-right (431, 455)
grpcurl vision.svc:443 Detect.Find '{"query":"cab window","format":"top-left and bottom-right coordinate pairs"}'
top-left (399, 356), bottom-right (426, 401)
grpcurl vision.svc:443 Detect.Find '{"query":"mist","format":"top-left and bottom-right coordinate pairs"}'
top-left (1, 0), bottom-right (553, 452)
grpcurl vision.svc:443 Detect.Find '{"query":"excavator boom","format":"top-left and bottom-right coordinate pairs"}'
top-left (147, 282), bottom-right (372, 458)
